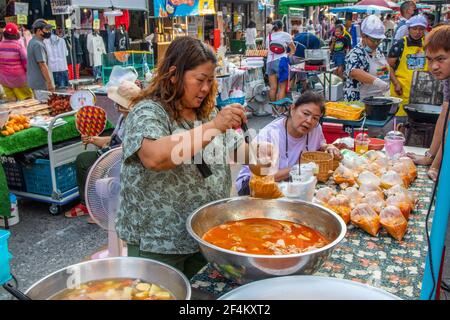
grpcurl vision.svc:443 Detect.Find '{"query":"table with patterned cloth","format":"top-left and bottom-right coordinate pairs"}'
top-left (190, 165), bottom-right (434, 300)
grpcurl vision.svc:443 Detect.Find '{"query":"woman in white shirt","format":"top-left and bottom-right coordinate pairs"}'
top-left (245, 20), bottom-right (257, 49)
top-left (266, 20), bottom-right (295, 104)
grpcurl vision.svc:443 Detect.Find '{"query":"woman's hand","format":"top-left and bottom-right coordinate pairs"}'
top-left (249, 141), bottom-right (279, 176)
top-left (394, 82), bottom-right (403, 96)
top-left (81, 135), bottom-right (94, 145)
top-left (325, 144), bottom-right (342, 160)
top-left (212, 104), bottom-right (247, 133)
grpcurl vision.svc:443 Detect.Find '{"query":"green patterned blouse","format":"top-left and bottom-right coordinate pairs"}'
top-left (116, 100), bottom-right (244, 254)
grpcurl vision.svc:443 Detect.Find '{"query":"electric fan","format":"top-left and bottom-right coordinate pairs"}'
top-left (104, 0), bottom-right (123, 17)
top-left (247, 82), bottom-right (270, 117)
top-left (85, 147), bottom-right (126, 259)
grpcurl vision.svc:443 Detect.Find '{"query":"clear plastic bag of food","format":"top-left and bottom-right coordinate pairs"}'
top-left (399, 157), bottom-right (418, 183)
top-left (380, 206), bottom-right (408, 241)
top-left (326, 194), bottom-right (352, 224)
top-left (374, 156), bottom-right (390, 171)
top-left (386, 194), bottom-right (414, 220)
top-left (314, 187), bottom-right (336, 205)
top-left (363, 150), bottom-right (380, 162)
top-left (380, 170), bottom-right (404, 189)
top-left (358, 182), bottom-right (384, 198)
top-left (391, 162), bottom-right (411, 187)
top-left (350, 203), bottom-right (380, 236)
top-left (357, 170), bottom-right (381, 186)
top-left (249, 174), bottom-right (284, 199)
top-left (362, 191), bottom-right (386, 214)
top-left (384, 184), bottom-right (418, 206)
top-left (341, 187), bottom-right (364, 208)
top-left (333, 164), bottom-right (356, 186)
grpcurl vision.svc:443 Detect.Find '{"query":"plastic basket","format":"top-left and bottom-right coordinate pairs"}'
top-left (325, 102), bottom-right (365, 121)
top-left (22, 159), bottom-right (78, 196)
top-left (300, 151), bottom-right (334, 183)
top-left (1, 156), bottom-right (26, 191)
top-left (0, 230), bottom-right (12, 285)
top-left (216, 95), bottom-right (246, 108)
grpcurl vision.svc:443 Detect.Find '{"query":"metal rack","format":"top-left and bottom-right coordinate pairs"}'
top-left (11, 111), bottom-right (95, 215)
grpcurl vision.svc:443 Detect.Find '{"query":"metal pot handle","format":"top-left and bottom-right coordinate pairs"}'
top-left (2, 283), bottom-right (32, 300)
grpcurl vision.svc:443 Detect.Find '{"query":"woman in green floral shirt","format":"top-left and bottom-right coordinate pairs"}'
top-left (116, 37), bottom-right (268, 278)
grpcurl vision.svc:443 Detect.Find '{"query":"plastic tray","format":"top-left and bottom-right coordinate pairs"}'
top-left (0, 230), bottom-right (12, 285)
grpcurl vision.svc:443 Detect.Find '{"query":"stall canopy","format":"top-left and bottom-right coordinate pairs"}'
top-left (356, 0), bottom-right (399, 8)
top-left (329, 4), bottom-right (394, 13)
top-left (279, 0), bottom-right (358, 9)
top-left (70, 0), bottom-right (148, 11)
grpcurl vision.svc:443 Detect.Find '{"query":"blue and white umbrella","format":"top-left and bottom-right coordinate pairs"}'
top-left (330, 4), bottom-right (394, 14)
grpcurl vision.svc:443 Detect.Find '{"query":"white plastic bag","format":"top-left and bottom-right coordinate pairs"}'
top-left (105, 66), bottom-right (138, 89)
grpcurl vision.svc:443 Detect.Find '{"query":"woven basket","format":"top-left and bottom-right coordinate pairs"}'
top-left (301, 151), bottom-right (334, 183)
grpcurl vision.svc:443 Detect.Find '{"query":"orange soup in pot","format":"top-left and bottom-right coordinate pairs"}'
top-left (202, 218), bottom-right (329, 255)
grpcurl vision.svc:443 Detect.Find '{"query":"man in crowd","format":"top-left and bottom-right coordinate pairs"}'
top-left (394, 1), bottom-right (417, 40)
top-left (291, 30), bottom-right (322, 91)
top-left (27, 19), bottom-right (55, 101)
top-left (388, 15), bottom-right (428, 118)
top-left (384, 14), bottom-right (396, 37)
top-left (408, 25), bottom-right (450, 181)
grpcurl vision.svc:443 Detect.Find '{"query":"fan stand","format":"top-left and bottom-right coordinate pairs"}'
top-left (91, 214), bottom-right (127, 259)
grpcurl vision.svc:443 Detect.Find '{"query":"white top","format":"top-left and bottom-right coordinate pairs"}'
top-left (245, 28), bottom-right (257, 45)
top-left (88, 34), bottom-right (106, 67)
top-left (266, 31), bottom-right (293, 63)
top-left (44, 35), bottom-right (68, 72)
top-left (266, 23), bottom-right (273, 34)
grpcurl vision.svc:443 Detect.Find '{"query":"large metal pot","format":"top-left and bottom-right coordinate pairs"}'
top-left (25, 257), bottom-right (191, 300)
top-left (187, 197), bottom-right (347, 284)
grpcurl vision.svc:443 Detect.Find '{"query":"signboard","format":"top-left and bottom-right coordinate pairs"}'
top-left (65, 18), bottom-right (72, 29)
top-left (14, 2), bottom-right (29, 16)
top-left (93, 19), bottom-right (100, 30)
top-left (154, 0), bottom-right (215, 17)
top-left (17, 15), bottom-right (28, 25)
top-left (5, 16), bottom-right (17, 24)
top-left (199, 0), bottom-right (215, 15)
top-left (47, 20), bottom-right (57, 29)
top-left (51, 0), bottom-right (73, 15)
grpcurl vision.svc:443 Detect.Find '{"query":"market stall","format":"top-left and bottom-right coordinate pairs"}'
top-left (151, 0), bottom-right (216, 62)
top-left (188, 145), bottom-right (444, 300)
top-left (0, 95), bottom-right (114, 221)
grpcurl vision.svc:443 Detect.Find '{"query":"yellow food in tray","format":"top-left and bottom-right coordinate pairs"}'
top-left (325, 102), bottom-right (365, 121)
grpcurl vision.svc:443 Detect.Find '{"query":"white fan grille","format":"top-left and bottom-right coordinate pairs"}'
top-left (85, 147), bottom-right (122, 230)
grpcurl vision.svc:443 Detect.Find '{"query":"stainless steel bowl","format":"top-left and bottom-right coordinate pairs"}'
top-left (187, 197), bottom-right (347, 284)
top-left (25, 257), bottom-right (191, 300)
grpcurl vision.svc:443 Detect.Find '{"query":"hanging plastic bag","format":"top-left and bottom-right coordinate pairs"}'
top-left (380, 206), bottom-right (408, 241)
top-left (351, 203), bottom-right (380, 236)
top-left (249, 175), bottom-right (284, 199)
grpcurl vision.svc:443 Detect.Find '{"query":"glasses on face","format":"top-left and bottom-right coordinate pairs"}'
top-left (366, 36), bottom-right (382, 44)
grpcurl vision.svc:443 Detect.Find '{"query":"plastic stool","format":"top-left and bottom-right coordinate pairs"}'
top-left (269, 98), bottom-right (293, 117)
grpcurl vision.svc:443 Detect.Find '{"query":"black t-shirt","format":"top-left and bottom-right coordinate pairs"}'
top-left (332, 36), bottom-right (351, 53)
top-left (388, 36), bottom-right (423, 70)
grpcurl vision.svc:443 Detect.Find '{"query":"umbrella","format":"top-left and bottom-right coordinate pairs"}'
top-left (357, 0), bottom-right (399, 8)
top-left (329, 4), bottom-right (394, 13)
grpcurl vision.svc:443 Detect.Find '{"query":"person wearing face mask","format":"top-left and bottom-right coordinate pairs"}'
top-left (344, 15), bottom-right (390, 102)
top-left (388, 15), bottom-right (428, 118)
top-left (236, 91), bottom-right (342, 195)
top-left (27, 19), bottom-right (55, 101)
